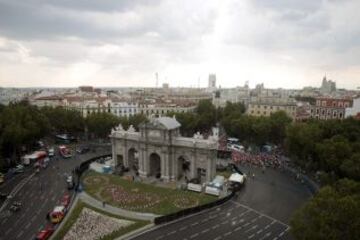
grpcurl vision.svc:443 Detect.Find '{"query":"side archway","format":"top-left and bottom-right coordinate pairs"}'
top-left (149, 153), bottom-right (161, 178)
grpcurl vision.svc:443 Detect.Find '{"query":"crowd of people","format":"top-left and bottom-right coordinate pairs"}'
top-left (63, 208), bottom-right (133, 240)
top-left (231, 150), bottom-right (283, 169)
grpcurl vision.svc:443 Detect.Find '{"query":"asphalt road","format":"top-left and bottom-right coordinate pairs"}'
top-left (132, 164), bottom-right (312, 240)
top-left (0, 144), bottom-right (110, 240)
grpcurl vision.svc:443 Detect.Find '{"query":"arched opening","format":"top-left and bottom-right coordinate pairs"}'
top-left (149, 153), bottom-right (161, 178)
top-left (177, 156), bottom-right (190, 180)
top-left (128, 148), bottom-right (139, 172)
top-left (116, 155), bottom-right (124, 167)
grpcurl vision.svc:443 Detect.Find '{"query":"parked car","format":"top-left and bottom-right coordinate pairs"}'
top-left (49, 206), bottom-right (66, 223)
top-left (9, 202), bottom-right (21, 212)
top-left (35, 225), bottom-right (54, 240)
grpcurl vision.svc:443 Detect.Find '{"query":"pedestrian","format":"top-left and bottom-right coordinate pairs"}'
top-left (102, 201), bottom-right (106, 208)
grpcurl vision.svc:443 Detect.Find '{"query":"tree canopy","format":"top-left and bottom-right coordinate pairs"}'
top-left (291, 179), bottom-right (360, 240)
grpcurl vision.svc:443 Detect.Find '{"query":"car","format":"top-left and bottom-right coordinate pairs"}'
top-left (76, 146), bottom-right (90, 154)
top-left (48, 148), bottom-right (55, 157)
top-left (35, 225), bottom-right (54, 240)
top-left (66, 176), bottom-right (74, 190)
top-left (14, 164), bottom-right (24, 174)
top-left (49, 206), bottom-right (66, 223)
top-left (9, 202), bottom-right (21, 212)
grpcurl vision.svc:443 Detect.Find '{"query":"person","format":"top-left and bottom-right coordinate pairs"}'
top-left (102, 201), bottom-right (106, 208)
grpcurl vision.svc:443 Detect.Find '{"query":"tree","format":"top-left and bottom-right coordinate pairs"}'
top-left (86, 112), bottom-right (119, 138)
top-left (315, 136), bottom-right (352, 174)
top-left (291, 179), bottom-right (360, 240)
top-left (268, 111), bottom-right (292, 145)
top-left (285, 122), bottom-right (323, 169)
top-left (340, 153), bottom-right (360, 181)
top-left (0, 103), bottom-right (50, 164)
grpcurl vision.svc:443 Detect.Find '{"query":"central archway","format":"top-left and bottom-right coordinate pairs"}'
top-left (177, 156), bottom-right (190, 180)
top-left (149, 153), bottom-right (161, 178)
top-left (128, 148), bottom-right (139, 171)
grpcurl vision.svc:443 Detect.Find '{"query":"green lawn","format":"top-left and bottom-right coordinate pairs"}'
top-left (82, 170), bottom-right (217, 215)
top-left (52, 200), bottom-right (149, 240)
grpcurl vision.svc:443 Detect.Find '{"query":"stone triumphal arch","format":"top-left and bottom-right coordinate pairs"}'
top-left (110, 117), bottom-right (218, 183)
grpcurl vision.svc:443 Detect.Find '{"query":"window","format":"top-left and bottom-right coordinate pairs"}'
top-left (322, 101), bottom-right (326, 106)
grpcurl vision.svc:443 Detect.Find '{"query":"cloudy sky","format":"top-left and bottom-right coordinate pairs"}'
top-left (0, 0), bottom-right (359, 89)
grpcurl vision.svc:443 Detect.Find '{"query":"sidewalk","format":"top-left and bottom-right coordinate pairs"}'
top-left (79, 192), bottom-right (160, 222)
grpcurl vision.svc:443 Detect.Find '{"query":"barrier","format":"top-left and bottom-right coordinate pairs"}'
top-left (154, 191), bottom-right (235, 225)
top-left (74, 154), bottom-right (111, 190)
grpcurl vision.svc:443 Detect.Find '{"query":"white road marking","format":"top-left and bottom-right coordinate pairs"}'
top-left (230, 201), bottom-right (289, 227)
top-left (190, 233), bottom-right (199, 239)
top-left (202, 229), bottom-right (210, 234)
top-left (257, 229), bottom-right (264, 234)
top-left (224, 231), bottom-right (232, 237)
top-left (5, 228), bottom-right (12, 235)
top-left (167, 230), bottom-right (177, 235)
top-left (191, 221), bottom-right (199, 226)
top-left (259, 232), bottom-right (272, 240)
top-left (16, 230), bottom-right (24, 239)
top-left (248, 234), bottom-right (255, 239)
top-left (179, 226), bottom-right (187, 231)
top-left (212, 224), bottom-right (220, 229)
top-left (25, 222), bottom-right (31, 229)
top-left (213, 236), bottom-right (222, 240)
top-left (245, 225), bottom-right (258, 233)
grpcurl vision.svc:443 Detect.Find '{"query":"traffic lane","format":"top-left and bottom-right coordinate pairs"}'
top-left (0, 160), bottom-right (70, 240)
top-left (0, 150), bottom-right (109, 240)
top-left (132, 201), bottom-right (291, 240)
top-left (235, 165), bottom-right (311, 224)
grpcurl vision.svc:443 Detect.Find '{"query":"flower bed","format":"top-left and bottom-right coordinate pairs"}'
top-left (63, 208), bottom-right (133, 240)
top-left (104, 185), bottom-right (161, 210)
top-left (82, 171), bottom-right (217, 215)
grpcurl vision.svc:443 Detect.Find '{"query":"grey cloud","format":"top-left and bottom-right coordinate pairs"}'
top-left (0, 0), bottom-right (216, 42)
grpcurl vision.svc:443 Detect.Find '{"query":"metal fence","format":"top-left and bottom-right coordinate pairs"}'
top-left (154, 191), bottom-right (235, 225)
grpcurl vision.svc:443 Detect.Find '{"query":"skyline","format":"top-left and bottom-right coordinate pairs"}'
top-left (1, 0), bottom-right (360, 89)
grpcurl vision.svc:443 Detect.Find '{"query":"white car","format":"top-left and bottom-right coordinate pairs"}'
top-left (228, 144), bottom-right (245, 152)
top-left (48, 148), bottom-right (55, 157)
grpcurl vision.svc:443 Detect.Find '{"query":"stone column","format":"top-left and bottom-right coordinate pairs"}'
top-left (123, 139), bottom-right (128, 168)
top-left (190, 149), bottom-right (196, 179)
top-left (139, 146), bottom-right (147, 178)
top-left (111, 138), bottom-right (116, 165)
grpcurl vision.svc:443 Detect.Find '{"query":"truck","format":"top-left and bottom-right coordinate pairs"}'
top-left (228, 173), bottom-right (245, 191)
top-left (59, 145), bottom-right (72, 158)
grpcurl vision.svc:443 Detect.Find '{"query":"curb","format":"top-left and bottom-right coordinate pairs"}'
top-left (126, 198), bottom-right (234, 240)
top-left (115, 223), bottom-right (155, 240)
top-left (49, 194), bottom-right (79, 240)
top-left (79, 192), bottom-right (160, 222)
